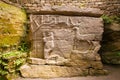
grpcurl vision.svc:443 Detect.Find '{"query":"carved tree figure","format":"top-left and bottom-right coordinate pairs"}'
top-left (43, 31), bottom-right (55, 59)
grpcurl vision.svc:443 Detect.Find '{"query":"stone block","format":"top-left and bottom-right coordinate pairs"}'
top-left (20, 64), bottom-right (87, 78)
top-left (27, 58), bottom-right (46, 65)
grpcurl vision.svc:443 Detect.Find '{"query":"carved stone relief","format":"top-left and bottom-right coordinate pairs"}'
top-left (20, 14), bottom-right (107, 78)
top-left (29, 15), bottom-right (103, 60)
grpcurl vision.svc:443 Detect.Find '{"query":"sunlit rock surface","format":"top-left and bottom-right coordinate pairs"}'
top-left (0, 1), bottom-right (27, 51)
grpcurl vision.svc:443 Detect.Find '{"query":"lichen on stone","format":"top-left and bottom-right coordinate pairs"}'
top-left (0, 1), bottom-right (27, 48)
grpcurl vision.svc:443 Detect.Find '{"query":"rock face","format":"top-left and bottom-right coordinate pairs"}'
top-left (20, 64), bottom-right (107, 78)
top-left (8, 0), bottom-right (120, 15)
top-left (26, 5), bottom-right (103, 17)
top-left (20, 6), bottom-right (106, 78)
top-left (0, 1), bottom-right (27, 52)
top-left (101, 23), bottom-right (120, 64)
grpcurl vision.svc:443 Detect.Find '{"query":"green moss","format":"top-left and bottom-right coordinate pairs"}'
top-left (102, 51), bottom-right (120, 64)
top-left (0, 76), bottom-right (7, 80)
top-left (2, 51), bottom-right (27, 59)
top-left (18, 39), bottom-right (31, 53)
top-left (0, 2), bottom-right (28, 79)
top-left (101, 15), bottom-right (113, 25)
top-left (0, 1), bottom-right (27, 48)
top-left (0, 35), bottom-right (20, 47)
top-left (0, 51), bottom-right (27, 79)
top-left (101, 15), bottom-right (120, 25)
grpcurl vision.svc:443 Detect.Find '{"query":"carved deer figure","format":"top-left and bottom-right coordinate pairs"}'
top-left (72, 27), bottom-right (101, 54)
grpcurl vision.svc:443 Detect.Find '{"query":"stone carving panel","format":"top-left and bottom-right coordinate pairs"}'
top-left (20, 7), bottom-right (107, 78)
top-left (30, 15), bottom-right (103, 62)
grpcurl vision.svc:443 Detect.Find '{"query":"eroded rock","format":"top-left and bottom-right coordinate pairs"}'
top-left (20, 64), bottom-right (88, 78)
top-left (20, 7), bottom-right (106, 78)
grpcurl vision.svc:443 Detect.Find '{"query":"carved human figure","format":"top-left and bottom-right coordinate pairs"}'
top-left (43, 31), bottom-right (55, 59)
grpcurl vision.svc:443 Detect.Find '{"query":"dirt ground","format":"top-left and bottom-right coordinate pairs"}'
top-left (15, 64), bottom-right (120, 80)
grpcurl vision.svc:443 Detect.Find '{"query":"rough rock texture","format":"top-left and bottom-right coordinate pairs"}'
top-left (26, 6), bottom-right (103, 17)
top-left (0, 1), bottom-right (27, 52)
top-left (28, 58), bottom-right (46, 65)
top-left (29, 15), bottom-right (103, 58)
top-left (4, 0), bottom-right (120, 15)
top-left (20, 9), bottom-right (106, 77)
top-left (20, 64), bottom-right (87, 78)
top-left (20, 64), bottom-right (107, 78)
top-left (100, 23), bottom-right (120, 64)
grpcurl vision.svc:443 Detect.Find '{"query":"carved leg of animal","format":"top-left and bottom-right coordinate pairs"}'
top-left (93, 42), bottom-right (101, 60)
top-left (85, 41), bottom-right (101, 60)
top-left (92, 41), bottom-right (101, 54)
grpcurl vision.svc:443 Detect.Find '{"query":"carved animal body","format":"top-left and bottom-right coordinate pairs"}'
top-left (73, 27), bottom-right (96, 41)
top-left (73, 27), bottom-right (101, 54)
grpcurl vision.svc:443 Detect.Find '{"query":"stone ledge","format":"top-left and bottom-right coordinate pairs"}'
top-left (28, 58), bottom-right (46, 65)
top-left (26, 6), bottom-right (103, 17)
top-left (20, 64), bottom-right (107, 78)
top-left (20, 64), bottom-right (87, 78)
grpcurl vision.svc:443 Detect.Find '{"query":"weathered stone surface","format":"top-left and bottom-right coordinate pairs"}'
top-left (28, 58), bottom-right (46, 65)
top-left (5, 0), bottom-right (120, 16)
top-left (30, 15), bottom-right (103, 59)
top-left (108, 23), bottom-right (120, 31)
top-left (28, 57), bottom-right (69, 66)
top-left (20, 8), bottom-right (105, 78)
top-left (27, 6), bottom-right (103, 17)
top-left (20, 64), bottom-right (87, 78)
top-left (45, 54), bottom-right (70, 66)
top-left (89, 68), bottom-right (108, 76)
top-left (20, 64), bottom-right (106, 78)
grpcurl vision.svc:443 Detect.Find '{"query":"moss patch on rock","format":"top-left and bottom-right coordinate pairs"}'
top-left (101, 51), bottom-right (120, 64)
top-left (0, 1), bottom-right (28, 79)
top-left (0, 1), bottom-right (27, 48)
top-left (0, 51), bottom-right (27, 79)
top-left (100, 21), bottom-right (120, 64)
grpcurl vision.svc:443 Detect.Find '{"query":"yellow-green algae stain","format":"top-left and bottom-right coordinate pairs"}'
top-left (0, 1), bottom-right (27, 47)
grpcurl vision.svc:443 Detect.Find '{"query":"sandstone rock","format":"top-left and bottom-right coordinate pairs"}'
top-left (21, 6), bottom-right (105, 78)
top-left (46, 54), bottom-right (70, 66)
top-left (27, 6), bottom-right (103, 17)
top-left (20, 64), bottom-right (106, 78)
top-left (89, 68), bottom-right (108, 76)
top-left (20, 64), bottom-right (87, 78)
top-left (90, 61), bottom-right (103, 69)
top-left (108, 23), bottom-right (120, 31)
top-left (30, 15), bottom-right (103, 59)
top-left (27, 58), bottom-right (46, 65)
